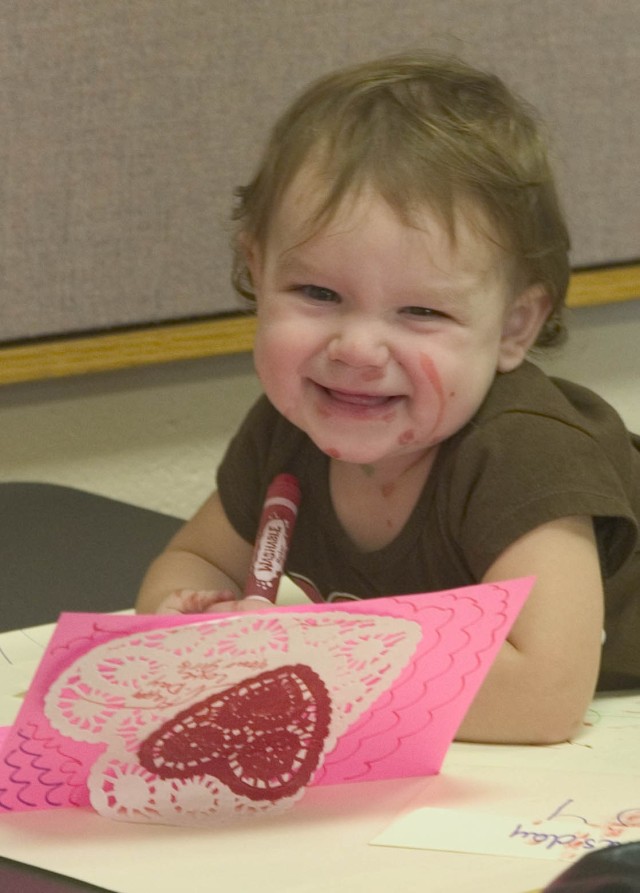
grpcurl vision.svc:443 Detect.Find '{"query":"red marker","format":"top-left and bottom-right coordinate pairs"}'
top-left (243, 474), bottom-right (301, 603)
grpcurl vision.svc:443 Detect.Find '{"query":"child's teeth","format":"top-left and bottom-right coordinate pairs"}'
top-left (330, 390), bottom-right (388, 406)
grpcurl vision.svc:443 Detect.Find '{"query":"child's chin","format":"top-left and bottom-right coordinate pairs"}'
top-left (306, 427), bottom-right (395, 464)
top-left (319, 444), bottom-right (386, 464)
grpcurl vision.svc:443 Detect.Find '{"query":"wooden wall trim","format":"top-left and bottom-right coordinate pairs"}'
top-left (566, 263), bottom-right (640, 307)
top-left (1, 264), bottom-right (638, 386)
top-left (0, 315), bottom-right (258, 386)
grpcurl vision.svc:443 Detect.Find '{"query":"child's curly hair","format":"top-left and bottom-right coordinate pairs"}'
top-left (232, 51), bottom-right (570, 348)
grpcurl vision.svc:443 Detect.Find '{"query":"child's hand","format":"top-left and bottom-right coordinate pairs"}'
top-left (156, 589), bottom-right (277, 615)
top-left (156, 588), bottom-right (237, 614)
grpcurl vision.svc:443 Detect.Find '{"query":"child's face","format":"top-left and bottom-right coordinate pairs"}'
top-left (250, 182), bottom-right (542, 470)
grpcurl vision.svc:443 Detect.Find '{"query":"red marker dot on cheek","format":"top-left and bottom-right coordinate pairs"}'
top-left (398, 429), bottom-right (416, 445)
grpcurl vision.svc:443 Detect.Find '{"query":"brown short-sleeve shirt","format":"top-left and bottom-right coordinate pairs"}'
top-left (217, 362), bottom-right (640, 686)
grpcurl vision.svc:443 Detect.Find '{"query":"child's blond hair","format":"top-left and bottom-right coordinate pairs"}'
top-left (232, 51), bottom-right (570, 347)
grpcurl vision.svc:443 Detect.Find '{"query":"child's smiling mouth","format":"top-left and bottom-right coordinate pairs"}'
top-left (314, 383), bottom-right (402, 416)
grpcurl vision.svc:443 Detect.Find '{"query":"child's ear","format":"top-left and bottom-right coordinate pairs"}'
top-left (498, 284), bottom-right (552, 372)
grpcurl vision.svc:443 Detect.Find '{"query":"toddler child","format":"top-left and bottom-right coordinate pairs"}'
top-left (136, 52), bottom-right (640, 745)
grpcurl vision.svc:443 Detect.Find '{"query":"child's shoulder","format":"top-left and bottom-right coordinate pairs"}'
top-left (477, 361), bottom-right (630, 439)
top-left (444, 360), bottom-right (638, 500)
top-left (439, 362), bottom-right (639, 584)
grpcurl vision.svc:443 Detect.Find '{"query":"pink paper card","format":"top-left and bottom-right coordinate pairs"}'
top-left (0, 579), bottom-right (532, 826)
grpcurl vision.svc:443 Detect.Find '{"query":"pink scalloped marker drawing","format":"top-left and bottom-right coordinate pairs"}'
top-left (0, 578), bottom-right (533, 825)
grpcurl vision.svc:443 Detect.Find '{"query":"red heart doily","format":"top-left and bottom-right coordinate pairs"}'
top-left (138, 664), bottom-right (331, 801)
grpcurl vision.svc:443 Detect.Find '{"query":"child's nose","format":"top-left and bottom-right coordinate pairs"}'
top-left (327, 321), bottom-right (389, 368)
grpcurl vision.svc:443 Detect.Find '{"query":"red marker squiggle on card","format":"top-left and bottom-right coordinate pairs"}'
top-left (243, 473), bottom-right (301, 603)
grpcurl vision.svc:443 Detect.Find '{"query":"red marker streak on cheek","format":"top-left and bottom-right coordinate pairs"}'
top-left (325, 447), bottom-right (341, 459)
top-left (419, 353), bottom-right (446, 432)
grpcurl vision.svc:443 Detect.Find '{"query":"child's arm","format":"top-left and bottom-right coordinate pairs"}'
top-left (456, 514), bottom-right (604, 745)
top-left (135, 491), bottom-right (257, 614)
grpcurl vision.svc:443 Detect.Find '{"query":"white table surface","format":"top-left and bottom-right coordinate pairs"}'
top-left (1, 621), bottom-right (638, 893)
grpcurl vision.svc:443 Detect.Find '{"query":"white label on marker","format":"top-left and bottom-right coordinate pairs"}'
top-left (254, 518), bottom-right (288, 583)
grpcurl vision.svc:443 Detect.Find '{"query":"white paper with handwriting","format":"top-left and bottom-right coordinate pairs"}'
top-left (371, 764), bottom-right (640, 862)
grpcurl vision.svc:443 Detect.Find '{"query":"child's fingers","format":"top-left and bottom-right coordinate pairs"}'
top-left (205, 595), bottom-right (279, 614)
top-left (158, 589), bottom-right (238, 614)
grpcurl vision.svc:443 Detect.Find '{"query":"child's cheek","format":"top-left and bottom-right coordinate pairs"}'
top-left (253, 335), bottom-right (285, 402)
top-left (254, 335), bottom-right (301, 425)
top-left (254, 324), bottom-right (284, 374)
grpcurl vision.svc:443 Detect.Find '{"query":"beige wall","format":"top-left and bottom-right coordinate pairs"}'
top-left (1, 299), bottom-right (639, 520)
top-left (4, 2), bottom-right (638, 342)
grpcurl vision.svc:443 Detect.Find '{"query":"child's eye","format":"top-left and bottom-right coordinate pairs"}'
top-left (401, 306), bottom-right (447, 320)
top-left (300, 285), bottom-right (340, 303)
